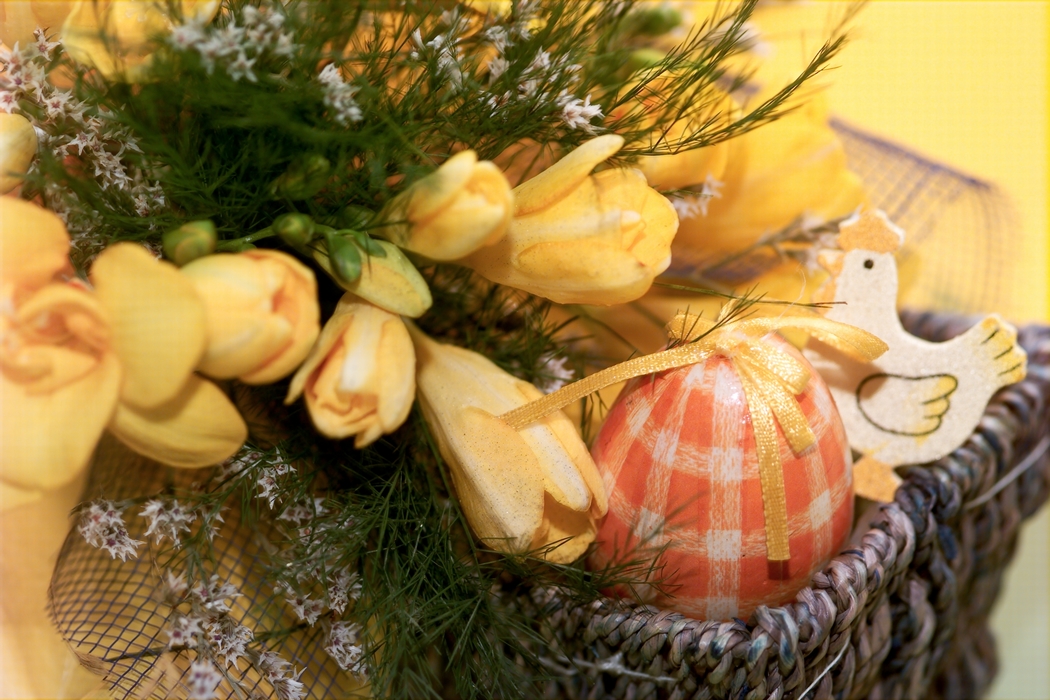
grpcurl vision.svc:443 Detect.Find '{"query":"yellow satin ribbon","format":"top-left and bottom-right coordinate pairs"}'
top-left (500, 309), bottom-right (888, 563)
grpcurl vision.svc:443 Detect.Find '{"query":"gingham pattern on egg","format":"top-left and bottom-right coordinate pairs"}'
top-left (590, 336), bottom-right (853, 621)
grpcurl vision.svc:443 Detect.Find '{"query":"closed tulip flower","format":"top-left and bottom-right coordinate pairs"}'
top-left (180, 250), bottom-right (321, 385)
top-left (460, 134), bottom-right (679, 306)
top-left (1, 199), bottom-right (246, 505)
top-left (378, 150), bottom-right (514, 261)
top-left (409, 324), bottom-right (607, 564)
top-left (286, 296), bottom-right (415, 448)
top-left (0, 113), bottom-right (38, 194)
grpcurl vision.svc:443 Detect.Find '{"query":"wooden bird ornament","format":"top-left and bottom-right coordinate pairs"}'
top-left (803, 210), bottom-right (1027, 502)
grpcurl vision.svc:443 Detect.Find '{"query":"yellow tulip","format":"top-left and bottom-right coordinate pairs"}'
top-left (409, 324), bottom-right (607, 564)
top-left (461, 134), bottom-right (679, 306)
top-left (180, 250), bottom-right (321, 385)
top-left (286, 295), bottom-right (415, 448)
top-left (0, 113), bottom-right (38, 194)
top-left (377, 151), bottom-right (514, 261)
top-left (313, 238), bottom-right (433, 319)
top-left (672, 93), bottom-right (867, 272)
top-left (0, 1), bottom-right (76, 48)
top-left (60, 0), bottom-right (220, 80)
top-left (1, 199), bottom-right (246, 504)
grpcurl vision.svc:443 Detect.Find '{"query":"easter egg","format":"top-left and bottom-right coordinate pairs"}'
top-left (589, 335), bottom-right (853, 621)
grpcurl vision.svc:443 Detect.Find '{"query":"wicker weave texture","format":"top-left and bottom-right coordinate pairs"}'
top-left (520, 315), bottom-right (1050, 700)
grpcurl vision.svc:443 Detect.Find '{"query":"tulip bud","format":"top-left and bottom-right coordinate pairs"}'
top-left (270, 154), bottom-right (332, 200)
top-left (314, 239), bottom-right (432, 318)
top-left (162, 220), bottom-right (218, 266)
top-left (376, 150), bottom-right (513, 261)
top-left (409, 324), bottom-right (607, 563)
top-left (273, 213), bottom-right (316, 249)
top-left (0, 113), bottom-right (38, 194)
top-left (286, 295), bottom-right (415, 447)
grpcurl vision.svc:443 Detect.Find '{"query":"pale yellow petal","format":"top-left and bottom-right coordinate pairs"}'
top-left (1, 350), bottom-right (120, 491)
top-left (0, 197), bottom-right (71, 293)
top-left (513, 134), bottom-right (625, 215)
top-left (0, 113), bottom-right (38, 193)
top-left (406, 150), bottom-right (478, 222)
top-left (91, 243), bottom-right (206, 408)
top-left (108, 374), bottom-right (247, 468)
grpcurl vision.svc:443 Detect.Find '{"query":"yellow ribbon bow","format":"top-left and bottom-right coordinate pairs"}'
top-left (500, 308), bottom-right (888, 564)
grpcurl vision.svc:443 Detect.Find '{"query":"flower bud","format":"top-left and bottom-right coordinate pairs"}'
top-left (162, 220), bottom-right (218, 266)
top-left (314, 239), bottom-right (432, 318)
top-left (272, 213), bottom-right (316, 250)
top-left (409, 324), bottom-right (607, 563)
top-left (0, 113), bottom-right (38, 194)
top-left (270, 154), bottom-right (332, 200)
top-left (286, 296), bottom-right (415, 447)
top-left (180, 250), bottom-right (321, 384)
top-left (325, 231), bottom-right (363, 285)
top-left (377, 150), bottom-right (513, 261)
top-left (622, 4), bottom-right (683, 37)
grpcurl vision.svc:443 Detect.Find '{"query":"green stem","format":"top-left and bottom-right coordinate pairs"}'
top-left (217, 226), bottom-right (275, 251)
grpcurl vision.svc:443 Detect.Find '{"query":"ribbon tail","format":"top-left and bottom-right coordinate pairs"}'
top-left (739, 375), bottom-right (791, 563)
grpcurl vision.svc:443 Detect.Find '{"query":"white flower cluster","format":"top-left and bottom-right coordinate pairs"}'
top-left (277, 497), bottom-right (328, 527)
top-left (255, 449), bottom-right (297, 509)
top-left (478, 6), bottom-right (603, 134)
top-left (410, 24), bottom-right (466, 91)
top-left (534, 352), bottom-right (575, 393)
top-left (0, 32), bottom-right (166, 245)
top-left (192, 574), bottom-right (241, 614)
top-left (671, 174), bottom-right (725, 220)
top-left (324, 621), bottom-right (367, 677)
top-left (203, 615), bottom-right (254, 669)
top-left (186, 659), bottom-right (223, 700)
top-left (169, 2), bottom-right (296, 82)
top-left (77, 500), bottom-right (144, 562)
top-left (257, 650), bottom-right (306, 700)
top-left (317, 64), bottom-right (363, 125)
top-left (140, 498), bottom-right (196, 546)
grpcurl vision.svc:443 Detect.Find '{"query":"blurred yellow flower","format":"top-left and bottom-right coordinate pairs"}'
top-left (59, 0), bottom-right (220, 80)
top-left (0, 199), bottom-right (246, 505)
top-left (409, 324), bottom-right (607, 563)
top-left (180, 249), bottom-right (321, 385)
top-left (0, 113), bottom-right (38, 194)
top-left (461, 134), bottom-right (679, 305)
top-left (672, 92), bottom-right (867, 272)
top-left (287, 295), bottom-right (415, 447)
top-left (378, 150), bottom-right (514, 261)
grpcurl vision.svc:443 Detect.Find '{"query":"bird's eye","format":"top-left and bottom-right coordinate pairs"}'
top-left (863, 259), bottom-right (874, 269)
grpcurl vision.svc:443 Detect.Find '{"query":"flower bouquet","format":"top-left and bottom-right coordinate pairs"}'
top-left (1, 2), bottom-right (1047, 699)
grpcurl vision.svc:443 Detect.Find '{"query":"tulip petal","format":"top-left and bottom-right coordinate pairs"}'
top-left (534, 494), bottom-right (599, 564)
top-left (406, 150), bottom-right (478, 222)
top-left (1, 351), bottom-right (120, 491)
top-left (0, 198), bottom-right (71, 293)
top-left (513, 135), bottom-right (624, 216)
top-left (514, 240), bottom-right (652, 305)
top-left (108, 375), bottom-right (247, 468)
top-left (0, 113), bottom-right (39, 194)
top-left (91, 243), bottom-right (206, 408)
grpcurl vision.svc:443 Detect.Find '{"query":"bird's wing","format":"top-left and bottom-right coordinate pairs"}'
top-left (855, 373), bottom-right (959, 437)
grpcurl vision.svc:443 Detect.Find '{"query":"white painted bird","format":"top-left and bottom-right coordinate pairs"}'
top-left (803, 210), bottom-right (1027, 502)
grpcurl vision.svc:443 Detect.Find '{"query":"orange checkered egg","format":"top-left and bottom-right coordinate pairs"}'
top-left (589, 336), bottom-right (853, 621)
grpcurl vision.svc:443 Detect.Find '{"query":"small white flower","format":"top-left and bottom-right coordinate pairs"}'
top-left (203, 617), bottom-right (253, 669)
top-left (671, 175), bottom-right (724, 220)
top-left (170, 21), bottom-right (206, 50)
top-left (160, 570), bottom-right (189, 605)
top-left (272, 668), bottom-right (306, 700)
top-left (273, 32), bottom-right (296, 57)
top-left (140, 498), bottom-right (196, 546)
top-left (281, 585), bottom-right (325, 625)
top-left (192, 575), bottom-right (241, 614)
top-left (32, 29), bottom-right (60, 61)
top-left (0, 91), bottom-right (17, 113)
top-left (277, 497), bottom-right (327, 527)
top-left (327, 569), bottom-right (361, 615)
top-left (487, 56), bottom-right (509, 83)
top-left (324, 621), bottom-right (366, 675)
top-left (78, 501), bottom-right (143, 561)
top-left (227, 51), bottom-right (257, 82)
top-left (556, 92), bottom-right (603, 134)
top-left (534, 353), bottom-right (574, 393)
top-left (185, 659), bottom-right (222, 700)
top-left (166, 615), bottom-right (204, 649)
top-left (257, 649), bottom-right (292, 681)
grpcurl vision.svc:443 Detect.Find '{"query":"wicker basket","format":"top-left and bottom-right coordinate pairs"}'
top-left (507, 312), bottom-right (1050, 700)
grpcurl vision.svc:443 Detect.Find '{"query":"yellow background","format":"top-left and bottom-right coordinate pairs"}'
top-left (1, 2), bottom-right (1047, 699)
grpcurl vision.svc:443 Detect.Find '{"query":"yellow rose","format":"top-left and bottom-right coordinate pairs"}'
top-left (461, 135), bottom-right (679, 305)
top-left (0, 113), bottom-right (38, 194)
top-left (286, 295), bottom-right (415, 448)
top-left (377, 150), bottom-right (514, 261)
top-left (409, 324), bottom-right (607, 564)
top-left (672, 92), bottom-right (867, 272)
top-left (180, 250), bottom-right (321, 385)
top-left (60, 0), bottom-right (220, 80)
top-left (0, 198), bottom-right (246, 505)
